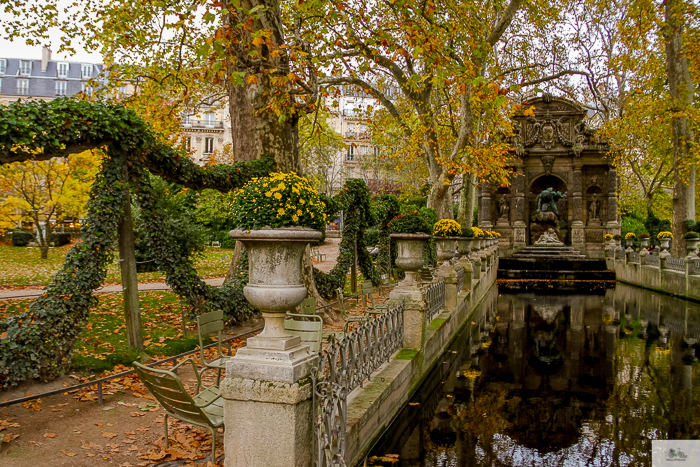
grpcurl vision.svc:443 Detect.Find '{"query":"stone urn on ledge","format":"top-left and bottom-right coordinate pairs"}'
top-left (390, 233), bottom-right (431, 288)
top-left (228, 227), bottom-right (322, 380)
top-left (456, 237), bottom-right (473, 268)
top-left (435, 237), bottom-right (458, 268)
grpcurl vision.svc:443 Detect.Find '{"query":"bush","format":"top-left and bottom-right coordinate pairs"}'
top-left (460, 224), bottom-right (475, 237)
top-left (644, 214), bottom-right (671, 245)
top-left (364, 228), bottom-right (382, 247)
top-left (684, 232), bottom-right (699, 239)
top-left (419, 207), bottom-right (438, 229)
top-left (50, 232), bottom-right (71, 246)
top-left (388, 211), bottom-right (431, 234)
top-left (11, 230), bottom-right (34, 247)
top-left (621, 215), bottom-right (647, 240)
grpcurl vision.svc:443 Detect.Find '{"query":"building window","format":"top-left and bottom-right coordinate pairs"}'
top-left (346, 123), bottom-right (355, 138)
top-left (117, 85), bottom-right (126, 96)
top-left (182, 113), bottom-right (192, 126)
top-left (346, 145), bottom-right (354, 161)
top-left (0, 59), bottom-right (6, 75)
top-left (19, 60), bottom-right (31, 76)
top-left (82, 64), bottom-right (92, 79)
top-left (17, 79), bottom-right (29, 95)
top-left (374, 147), bottom-right (380, 157)
top-left (57, 62), bottom-right (69, 78)
top-left (81, 82), bottom-right (93, 96)
top-left (55, 81), bottom-right (67, 96)
top-left (204, 112), bottom-right (215, 127)
top-left (204, 137), bottom-right (214, 154)
top-left (185, 137), bottom-right (191, 151)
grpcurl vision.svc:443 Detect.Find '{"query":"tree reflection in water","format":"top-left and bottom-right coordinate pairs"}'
top-left (369, 284), bottom-right (700, 467)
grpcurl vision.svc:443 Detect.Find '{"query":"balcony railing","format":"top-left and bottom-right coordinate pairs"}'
top-left (181, 119), bottom-right (224, 129)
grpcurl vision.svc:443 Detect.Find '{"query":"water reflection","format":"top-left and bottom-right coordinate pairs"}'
top-left (369, 284), bottom-right (700, 467)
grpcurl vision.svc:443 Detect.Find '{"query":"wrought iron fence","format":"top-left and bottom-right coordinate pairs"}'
top-left (311, 303), bottom-right (404, 467)
top-left (666, 257), bottom-right (686, 272)
top-left (456, 268), bottom-right (465, 293)
top-left (628, 251), bottom-right (640, 263)
top-left (425, 279), bottom-right (446, 323)
top-left (646, 255), bottom-right (660, 267)
top-left (695, 259), bottom-right (700, 276)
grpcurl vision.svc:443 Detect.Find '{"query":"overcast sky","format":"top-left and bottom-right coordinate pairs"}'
top-left (0, 35), bottom-right (102, 63)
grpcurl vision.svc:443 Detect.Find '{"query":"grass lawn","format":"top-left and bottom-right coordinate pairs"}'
top-left (0, 244), bottom-right (234, 286)
top-left (0, 290), bottom-right (217, 373)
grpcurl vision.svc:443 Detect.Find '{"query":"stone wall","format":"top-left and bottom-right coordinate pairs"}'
top-left (343, 251), bottom-right (499, 466)
top-left (607, 255), bottom-right (700, 303)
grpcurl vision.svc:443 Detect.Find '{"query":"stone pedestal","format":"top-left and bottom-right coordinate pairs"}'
top-left (390, 286), bottom-right (427, 349)
top-left (435, 268), bottom-right (458, 311)
top-left (572, 220), bottom-right (585, 251)
top-left (513, 221), bottom-right (527, 250)
top-left (222, 372), bottom-right (315, 467)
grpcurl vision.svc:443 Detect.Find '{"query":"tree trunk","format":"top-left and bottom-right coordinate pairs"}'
top-left (117, 161), bottom-right (144, 352)
top-left (665, 0), bottom-right (694, 256)
top-left (301, 245), bottom-right (341, 326)
top-left (686, 166), bottom-right (696, 221)
top-left (458, 174), bottom-right (476, 226)
top-left (224, 240), bottom-right (244, 283)
top-left (428, 179), bottom-right (454, 219)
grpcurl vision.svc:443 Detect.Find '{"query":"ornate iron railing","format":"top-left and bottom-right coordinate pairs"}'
top-left (666, 256), bottom-right (686, 272)
top-left (695, 260), bottom-right (700, 276)
top-left (311, 303), bottom-right (404, 467)
top-left (628, 251), bottom-right (640, 263)
top-left (456, 268), bottom-right (464, 293)
top-left (425, 279), bottom-right (445, 323)
top-left (646, 255), bottom-right (660, 267)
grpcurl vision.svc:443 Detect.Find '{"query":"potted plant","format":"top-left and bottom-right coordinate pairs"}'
top-left (456, 224), bottom-right (474, 267)
top-left (640, 233), bottom-right (650, 249)
top-left (657, 231), bottom-right (673, 252)
top-left (389, 211), bottom-right (432, 286)
top-left (433, 219), bottom-right (461, 266)
top-left (604, 233), bottom-right (613, 245)
top-left (229, 172), bottom-right (326, 343)
top-left (684, 232), bottom-right (700, 257)
top-left (471, 226), bottom-right (485, 252)
top-left (613, 234), bottom-right (622, 247)
top-left (624, 232), bottom-right (636, 248)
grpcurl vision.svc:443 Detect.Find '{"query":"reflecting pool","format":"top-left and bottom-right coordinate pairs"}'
top-left (369, 284), bottom-right (700, 466)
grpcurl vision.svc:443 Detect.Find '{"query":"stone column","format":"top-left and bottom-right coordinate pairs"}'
top-left (571, 166), bottom-right (585, 251)
top-left (606, 168), bottom-right (621, 235)
top-left (435, 268), bottom-right (458, 312)
top-left (512, 169), bottom-right (527, 250)
top-left (478, 182), bottom-right (493, 229)
top-left (390, 282), bottom-right (427, 350)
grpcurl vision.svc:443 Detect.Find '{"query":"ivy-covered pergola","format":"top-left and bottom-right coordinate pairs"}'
top-left (0, 98), bottom-right (397, 388)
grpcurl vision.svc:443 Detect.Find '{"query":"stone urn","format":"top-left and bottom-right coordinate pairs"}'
top-left (640, 238), bottom-right (650, 249)
top-left (686, 238), bottom-right (700, 258)
top-left (625, 238), bottom-right (635, 249)
top-left (456, 237), bottom-right (473, 259)
top-left (434, 236), bottom-right (457, 266)
top-left (390, 233), bottom-right (431, 287)
top-left (229, 227), bottom-right (322, 345)
top-left (659, 237), bottom-right (671, 253)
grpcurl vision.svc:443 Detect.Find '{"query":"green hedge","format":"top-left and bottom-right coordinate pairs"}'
top-left (50, 233), bottom-right (71, 246)
top-left (11, 231), bottom-right (34, 247)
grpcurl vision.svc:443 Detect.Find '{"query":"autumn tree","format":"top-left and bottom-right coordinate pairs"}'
top-left (0, 151), bottom-right (101, 258)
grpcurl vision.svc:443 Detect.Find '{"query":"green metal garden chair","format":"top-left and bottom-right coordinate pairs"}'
top-left (196, 309), bottom-right (230, 386)
top-left (361, 280), bottom-right (390, 317)
top-left (336, 287), bottom-right (368, 334)
top-left (133, 359), bottom-right (223, 462)
top-left (285, 297), bottom-right (323, 352)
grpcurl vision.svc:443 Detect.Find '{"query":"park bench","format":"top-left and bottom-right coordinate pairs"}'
top-left (211, 241), bottom-right (221, 248)
top-left (311, 246), bottom-right (326, 262)
top-left (284, 296), bottom-right (323, 352)
top-left (133, 359), bottom-right (223, 462)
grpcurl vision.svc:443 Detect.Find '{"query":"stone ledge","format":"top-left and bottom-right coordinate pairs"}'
top-left (221, 376), bottom-right (312, 404)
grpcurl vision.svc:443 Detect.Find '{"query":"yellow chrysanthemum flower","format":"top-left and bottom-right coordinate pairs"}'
top-left (278, 208), bottom-right (285, 215)
top-left (274, 192), bottom-right (282, 200)
top-left (292, 215), bottom-right (299, 222)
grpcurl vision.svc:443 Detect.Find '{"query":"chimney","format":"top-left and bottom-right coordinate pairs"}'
top-left (41, 46), bottom-right (51, 72)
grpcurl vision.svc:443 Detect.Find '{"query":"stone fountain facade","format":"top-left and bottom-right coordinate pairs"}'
top-left (478, 93), bottom-right (620, 258)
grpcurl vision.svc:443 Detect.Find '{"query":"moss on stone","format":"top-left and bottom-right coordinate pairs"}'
top-left (396, 349), bottom-right (419, 360)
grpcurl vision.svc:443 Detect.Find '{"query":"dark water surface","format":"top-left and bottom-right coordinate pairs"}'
top-left (368, 284), bottom-right (700, 467)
